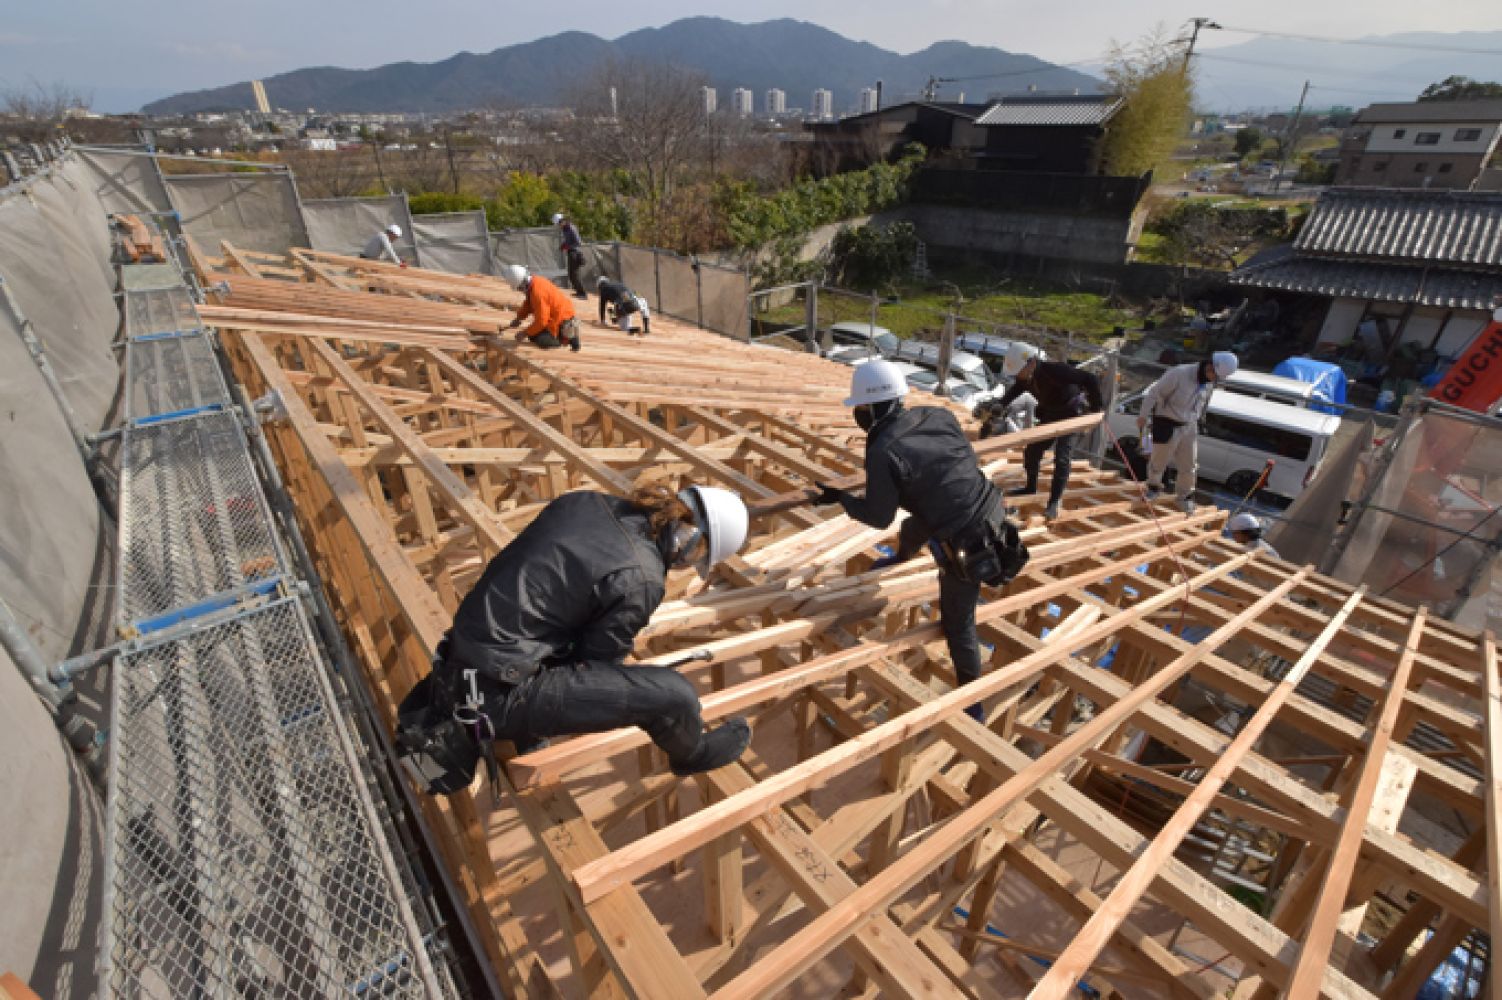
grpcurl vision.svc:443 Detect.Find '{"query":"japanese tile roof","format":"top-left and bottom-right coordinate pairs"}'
top-left (975, 95), bottom-right (1123, 127)
top-left (1293, 188), bottom-right (1502, 268)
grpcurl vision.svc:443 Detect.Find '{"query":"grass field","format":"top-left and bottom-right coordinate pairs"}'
top-left (759, 267), bottom-right (1153, 345)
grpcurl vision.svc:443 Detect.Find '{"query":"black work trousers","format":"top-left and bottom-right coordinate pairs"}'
top-left (566, 250), bottom-right (587, 297)
top-left (460, 661), bottom-right (705, 763)
top-left (939, 568), bottom-right (984, 686)
top-left (1021, 431), bottom-right (1077, 506)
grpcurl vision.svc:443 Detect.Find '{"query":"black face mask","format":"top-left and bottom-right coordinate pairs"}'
top-left (1198, 363), bottom-right (1213, 384)
top-left (855, 399), bottom-right (900, 433)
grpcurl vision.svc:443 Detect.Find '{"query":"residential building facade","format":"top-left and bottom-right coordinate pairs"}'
top-left (765, 89), bottom-right (786, 115)
top-left (700, 87), bottom-right (717, 116)
top-left (1336, 100), bottom-right (1502, 190)
top-left (859, 88), bottom-right (879, 115)
top-left (731, 88), bottom-right (753, 116)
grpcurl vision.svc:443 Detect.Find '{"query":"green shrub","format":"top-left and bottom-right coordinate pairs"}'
top-left (829, 222), bottom-right (918, 291)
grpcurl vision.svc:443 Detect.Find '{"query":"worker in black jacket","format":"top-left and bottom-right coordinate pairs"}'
top-left (553, 211), bottom-right (588, 298)
top-left (996, 343), bottom-right (1103, 521)
top-left (815, 361), bottom-right (1027, 722)
top-left (395, 484), bottom-right (753, 794)
top-left (596, 277), bottom-right (652, 335)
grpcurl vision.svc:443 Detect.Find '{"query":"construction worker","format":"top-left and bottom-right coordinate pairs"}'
top-left (996, 343), bottom-right (1104, 521)
top-left (395, 483), bottom-right (754, 794)
top-left (501, 264), bottom-right (582, 351)
top-left (597, 276), bottom-right (652, 336)
top-left (1138, 352), bottom-right (1238, 514)
top-left (815, 360), bottom-right (1028, 721)
top-left (360, 223), bottom-right (406, 266)
top-left (977, 391), bottom-right (1036, 439)
top-left (553, 211), bottom-right (588, 298)
top-left (1227, 512), bottom-right (1279, 558)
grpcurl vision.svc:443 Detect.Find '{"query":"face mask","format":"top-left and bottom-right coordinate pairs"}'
top-left (854, 405), bottom-right (875, 432)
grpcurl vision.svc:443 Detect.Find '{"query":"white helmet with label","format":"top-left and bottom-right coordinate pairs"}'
top-left (500, 264), bottom-right (529, 290)
top-left (386, 223), bottom-right (402, 238)
top-left (1212, 351), bottom-right (1239, 380)
top-left (843, 359), bottom-right (910, 407)
top-left (679, 485), bottom-right (749, 572)
top-left (1002, 341), bottom-right (1041, 377)
top-left (552, 212), bottom-right (565, 225)
top-left (1228, 512), bottom-right (1262, 535)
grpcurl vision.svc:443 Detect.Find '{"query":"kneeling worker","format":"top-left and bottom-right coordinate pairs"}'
top-left (501, 264), bottom-right (582, 351)
top-left (396, 483), bottom-right (754, 794)
top-left (1228, 512), bottom-right (1279, 558)
top-left (997, 343), bottom-right (1104, 521)
top-left (815, 360), bottom-right (1028, 721)
top-left (597, 276), bottom-right (652, 336)
top-left (361, 223), bottom-right (406, 267)
top-left (1138, 352), bottom-right (1238, 513)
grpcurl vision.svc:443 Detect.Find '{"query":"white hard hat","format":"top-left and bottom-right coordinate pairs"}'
top-left (386, 223), bottom-right (402, 238)
top-left (680, 485), bottom-right (748, 571)
top-left (1212, 351), bottom-right (1239, 380)
top-left (1228, 512), bottom-right (1262, 534)
top-left (843, 359), bottom-right (910, 407)
top-left (500, 264), bottom-right (529, 289)
top-left (1002, 342), bottom-right (1041, 377)
top-left (552, 212), bottom-right (565, 225)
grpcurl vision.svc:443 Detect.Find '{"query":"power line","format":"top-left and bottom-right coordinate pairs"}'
top-left (1213, 24), bottom-right (1502, 56)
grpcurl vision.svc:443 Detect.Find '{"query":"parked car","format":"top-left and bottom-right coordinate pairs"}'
top-left (888, 342), bottom-right (1006, 409)
top-left (822, 321), bottom-right (900, 365)
top-left (1107, 387), bottom-right (1341, 502)
top-left (956, 332), bottom-right (1015, 373)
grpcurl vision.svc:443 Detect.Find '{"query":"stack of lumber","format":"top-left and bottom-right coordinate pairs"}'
top-left (114, 213), bottom-right (166, 262)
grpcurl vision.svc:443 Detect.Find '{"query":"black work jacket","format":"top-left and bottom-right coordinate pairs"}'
top-left (597, 280), bottom-right (641, 322)
top-left (840, 406), bottom-right (994, 554)
top-left (1000, 361), bottom-right (1103, 423)
top-left (445, 492), bottom-right (666, 685)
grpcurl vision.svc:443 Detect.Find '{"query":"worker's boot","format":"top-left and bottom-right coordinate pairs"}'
top-left (570, 334), bottom-right (582, 352)
top-left (1043, 501), bottom-right (1060, 521)
top-left (670, 717), bottom-right (752, 776)
top-left (1007, 480), bottom-right (1038, 498)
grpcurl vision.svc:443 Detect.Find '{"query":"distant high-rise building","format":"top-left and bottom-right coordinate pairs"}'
top-left (765, 88), bottom-right (786, 115)
top-left (811, 89), bottom-right (833, 120)
top-left (701, 86), bottom-right (717, 115)
top-left (731, 88), bottom-right (754, 116)
top-left (859, 88), bottom-right (879, 114)
top-left (250, 79), bottom-right (271, 114)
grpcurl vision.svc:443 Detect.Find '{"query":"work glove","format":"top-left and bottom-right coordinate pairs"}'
top-left (507, 317), bottom-right (521, 329)
top-left (868, 554), bottom-right (900, 571)
top-left (812, 482), bottom-right (847, 507)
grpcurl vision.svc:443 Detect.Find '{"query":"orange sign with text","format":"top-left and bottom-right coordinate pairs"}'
top-left (1429, 308), bottom-right (1502, 413)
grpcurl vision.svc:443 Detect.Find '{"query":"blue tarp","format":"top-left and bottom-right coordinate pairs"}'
top-left (1273, 357), bottom-right (1347, 415)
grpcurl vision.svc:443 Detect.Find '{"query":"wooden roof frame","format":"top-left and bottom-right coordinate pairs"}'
top-left (193, 241), bottom-right (1499, 999)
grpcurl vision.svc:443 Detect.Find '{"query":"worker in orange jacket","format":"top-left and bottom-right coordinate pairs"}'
top-left (500, 264), bottom-right (582, 351)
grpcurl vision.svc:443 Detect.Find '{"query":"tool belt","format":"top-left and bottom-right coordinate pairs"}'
top-left (1150, 415), bottom-right (1183, 444)
top-left (932, 490), bottom-right (1029, 587)
top-left (394, 654), bottom-right (519, 799)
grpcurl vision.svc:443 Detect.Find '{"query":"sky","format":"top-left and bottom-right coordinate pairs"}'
top-left (2, 0), bottom-right (1500, 112)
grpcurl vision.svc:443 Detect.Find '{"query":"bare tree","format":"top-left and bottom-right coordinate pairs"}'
top-left (282, 149), bottom-right (375, 199)
top-left (565, 58), bottom-right (712, 238)
top-left (2, 80), bottom-right (92, 121)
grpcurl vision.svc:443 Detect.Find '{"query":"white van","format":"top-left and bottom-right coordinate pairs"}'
top-left (1220, 369), bottom-right (1320, 409)
top-left (1107, 387), bottom-right (1341, 501)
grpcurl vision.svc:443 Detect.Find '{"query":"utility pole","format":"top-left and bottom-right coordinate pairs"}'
top-left (1275, 80), bottom-right (1311, 192)
top-left (1181, 17), bottom-right (1221, 75)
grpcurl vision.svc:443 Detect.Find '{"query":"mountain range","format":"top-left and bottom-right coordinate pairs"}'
top-left (141, 18), bottom-right (1102, 116)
